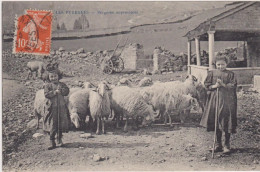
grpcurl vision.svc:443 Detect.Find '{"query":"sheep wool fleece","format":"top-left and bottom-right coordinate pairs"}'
top-left (43, 82), bottom-right (70, 133)
top-left (200, 69), bottom-right (237, 133)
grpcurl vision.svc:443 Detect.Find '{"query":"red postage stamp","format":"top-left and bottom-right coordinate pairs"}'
top-left (13, 10), bottom-right (52, 55)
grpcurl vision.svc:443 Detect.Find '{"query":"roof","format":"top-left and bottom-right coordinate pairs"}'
top-left (185, 2), bottom-right (260, 41)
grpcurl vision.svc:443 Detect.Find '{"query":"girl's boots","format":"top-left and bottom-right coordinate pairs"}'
top-left (57, 137), bottom-right (64, 147)
top-left (48, 140), bottom-right (56, 150)
top-left (223, 132), bottom-right (231, 153)
top-left (214, 129), bottom-right (223, 152)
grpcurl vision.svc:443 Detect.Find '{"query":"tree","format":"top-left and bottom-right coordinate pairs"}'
top-left (57, 23), bottom-right (60, 30)
top-left (73, 19), bottom-right (82, 30)
top-left (60, 22), bottom-right (67, 30)
top-left (79, 14), bottom-right (89, 29)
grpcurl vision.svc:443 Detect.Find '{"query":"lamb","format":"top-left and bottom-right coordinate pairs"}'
top-left (110, 86), bottom-right (156, 132)
top-left (68, 82), bottom-right (111, 134)
top-left (26, 61), bottom-right (45, 80)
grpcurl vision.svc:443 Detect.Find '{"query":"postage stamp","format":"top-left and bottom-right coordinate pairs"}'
top-left (13, 10), bottom-right (52, 55)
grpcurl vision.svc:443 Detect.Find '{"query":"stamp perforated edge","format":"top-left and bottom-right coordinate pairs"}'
top-left (12, 9), bottom-right (53, 56)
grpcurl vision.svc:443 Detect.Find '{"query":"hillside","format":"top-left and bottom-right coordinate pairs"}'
top-left (2, 1), bottom-right (231, 31)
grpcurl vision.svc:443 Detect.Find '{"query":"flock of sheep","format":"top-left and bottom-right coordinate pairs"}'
top-left (34, 73), bottom-right (207, 134)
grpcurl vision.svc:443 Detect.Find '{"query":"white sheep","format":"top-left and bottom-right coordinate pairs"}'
top-left (110, 86), bottom-right (156, 132)
top-left (68, 82), bottom-right (111, 134)
top-left (139, 75), bottom-right (198, 125)
top-left (34, 89), bottom-right (45, 129)
top-left (26, 61), bottom-right (45, 80)
top-left (68, 82), bottom-right (96, 128)
top-left (89, 82), bottom-right (111, 134)
top-left (33, 82), bottom-right (94, 130)
top-left (68, 89), bottom-right (91, 129)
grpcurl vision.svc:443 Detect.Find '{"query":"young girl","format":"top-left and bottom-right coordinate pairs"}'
top-left (200, 56), bottom-right (237, 153)
top-left (43, 67), bottom-right (70, 150)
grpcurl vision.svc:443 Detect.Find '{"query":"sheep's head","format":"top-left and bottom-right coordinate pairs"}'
top-left (83, 82), bottom-right (96, 89)
top-left (185, 75), bottom-right (198, 85)
top-left (97, 82), bottom-right (110, 97)
top-left (182, 94), bottom-right (199, 111)
top-left (141, 106), bottom-right (156, 126)
top-left (70, 112), bottom-right (81, 128)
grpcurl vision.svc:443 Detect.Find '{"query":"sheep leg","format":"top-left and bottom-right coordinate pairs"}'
top-left (168, 113), bottom-right (173, 127)
top-left (123, 116), bottom-right (128, 132)
top-left (34, 109), bottom-right (40, 129)
top-left (133, 117), bottom-right (139, 131)
top-left (102, 117), bottom-right (106, 134)
top-left (96, 116), bottom-right (101, 135)
top-left (116, 114), bottom-right (120, 129)
top-left (27, 70), bottom-right (32, 80)
top-left (163, 111), bottom-right (168, 126)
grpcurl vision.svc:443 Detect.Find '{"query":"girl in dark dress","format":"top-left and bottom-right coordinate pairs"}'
top-left (43, 67), bottom-right (70, 150)
top-left (200, 56), bottom-right (237, 153)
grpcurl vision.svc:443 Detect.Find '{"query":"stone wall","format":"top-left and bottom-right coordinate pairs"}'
top-left (120, 43), bottom-right (145, 70)
top-left (247, 41), bottom-right (260, 67)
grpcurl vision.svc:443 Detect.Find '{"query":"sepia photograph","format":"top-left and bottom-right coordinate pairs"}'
top-left (1, 1), bottom-right (260, 171)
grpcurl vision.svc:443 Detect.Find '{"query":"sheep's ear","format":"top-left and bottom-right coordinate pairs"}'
top-left (192, 75), bottom-right (198, 82)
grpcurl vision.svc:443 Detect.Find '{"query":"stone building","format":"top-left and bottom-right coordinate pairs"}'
top-left (120, 43), bottom-right (151, 70)
top-left (184, 2), bottom-right (260, 85)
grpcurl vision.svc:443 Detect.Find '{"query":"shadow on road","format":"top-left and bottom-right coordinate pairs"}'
top-left (62, 142), bottom-right (147, 149)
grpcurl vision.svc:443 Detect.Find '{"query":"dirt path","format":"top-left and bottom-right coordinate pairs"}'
top-left (3, 115), bottom-right (260, 171)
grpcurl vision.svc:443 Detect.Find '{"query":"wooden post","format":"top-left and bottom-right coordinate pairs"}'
top-left (208, 31), bottom-right (215, 69)
top-left (195, 37), bottom-right (201, 66)
top-left (187, 40), bottom-right (191, 74)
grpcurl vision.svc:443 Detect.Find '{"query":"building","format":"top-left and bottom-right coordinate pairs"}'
top-left (184, 2), bottom-right (260, 85)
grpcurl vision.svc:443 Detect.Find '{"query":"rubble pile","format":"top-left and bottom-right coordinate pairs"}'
top-left (190, 50), bottom-right (209, 66)
top-left (216, 47), bottom-right (246, 68)
top-left (153, 47), bottom-right (186, 72)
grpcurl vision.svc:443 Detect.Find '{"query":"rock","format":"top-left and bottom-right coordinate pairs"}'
top-left (93, 154), bottom-right (102, 162)
top-left (80, 133), bottom-right (93, 139)
top-left (201, 157), bottom-right (207, 161)
top-left (138, 77), bottom-right (153, 87)
top-left (59, 47), bottom-right (65, 52)
top-left (77, 48), bottom-right (85, 54)
top-left (152, 70), bottom-right (161, 75)
top-left (25, 81), bottom-right (32, 86)
top-left (187, 143), bottom-right (194, 147)
top-left (253, 160), bottom-right (259, 164)
top-left (71, 51), bottom-right (78, 55)
top-left (143, 69), bottom-right (151, 75)
top-left (33, 133), bottom-right (44, 138)
top-left (79, 53), bottom-right (88, 58)
top-left (27, 119), bottom-right (42, 129)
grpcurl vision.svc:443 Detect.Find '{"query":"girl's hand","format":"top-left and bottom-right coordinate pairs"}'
top-left (55, 90), bottom-right (61, 95)
top-left (212, 82), bottom-right (221, 88)
top-left (217, 79), bottom-right (226, 87)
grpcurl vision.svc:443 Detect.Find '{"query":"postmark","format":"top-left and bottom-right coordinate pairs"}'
top-left (13, 10), bottom-right (52, 55)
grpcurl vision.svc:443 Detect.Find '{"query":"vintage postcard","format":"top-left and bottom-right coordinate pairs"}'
top-left (2, 1), bottom-right (260, 171)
